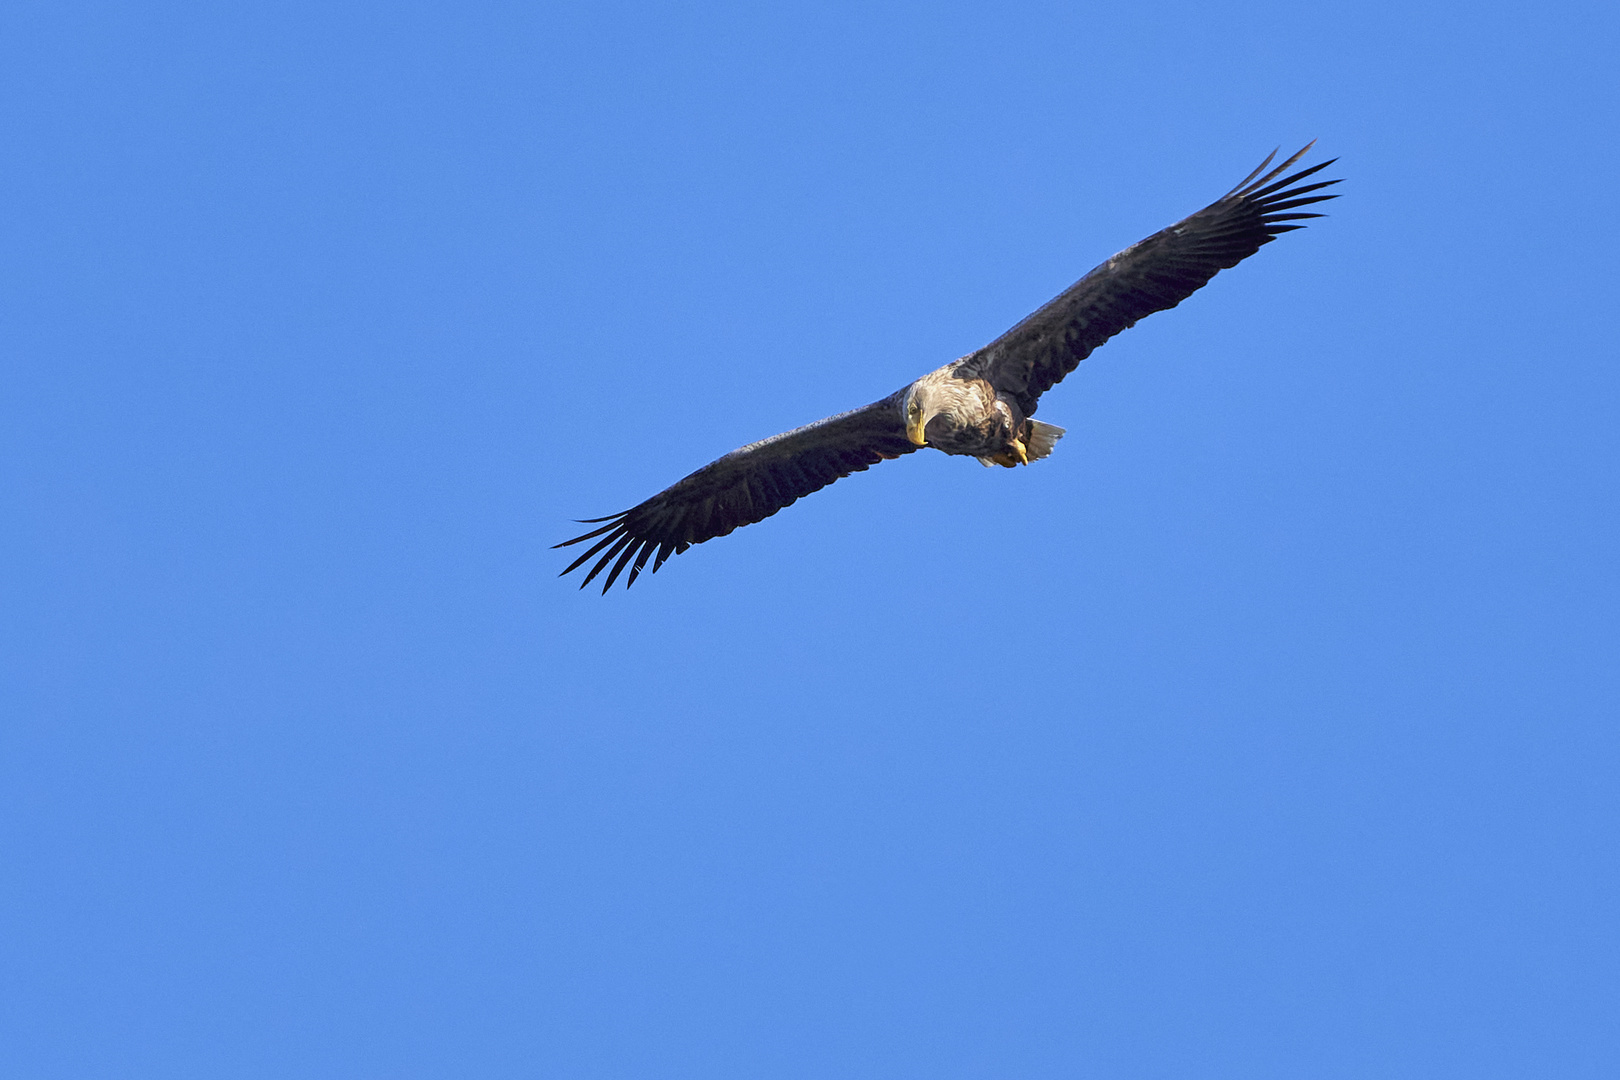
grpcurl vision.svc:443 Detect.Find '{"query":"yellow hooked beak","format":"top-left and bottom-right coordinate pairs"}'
top-left (906, 413), bottom-right (928, 446)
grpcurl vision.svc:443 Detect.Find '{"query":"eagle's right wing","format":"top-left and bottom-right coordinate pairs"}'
top-left (557, 395), bottom-right (918, 592)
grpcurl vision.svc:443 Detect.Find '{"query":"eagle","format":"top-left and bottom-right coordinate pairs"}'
top-left (559, 144), bottom-right (1340, 592)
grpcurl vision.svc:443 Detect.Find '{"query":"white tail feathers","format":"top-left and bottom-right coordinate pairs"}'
top-left (976, 419), bottom-right (1068, 468)
top-left (1025, 419), bottom-right (1065, 461)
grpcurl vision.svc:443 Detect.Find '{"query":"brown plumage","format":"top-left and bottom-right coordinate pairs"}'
top-left (559, 144), bottom-right (1340, 591)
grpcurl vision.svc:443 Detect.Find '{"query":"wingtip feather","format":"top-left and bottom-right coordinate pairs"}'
top-left (554, 517), bottom-right (624, 549)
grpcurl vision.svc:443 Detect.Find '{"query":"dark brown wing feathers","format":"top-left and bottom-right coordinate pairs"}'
top-left (555, 396), bottom-right (917, 591)
top-left (966, 143), bottom-right (1341, 416)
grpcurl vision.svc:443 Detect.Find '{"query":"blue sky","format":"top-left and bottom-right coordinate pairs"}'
top-left (3, 1), bottom-right (1617, 1076)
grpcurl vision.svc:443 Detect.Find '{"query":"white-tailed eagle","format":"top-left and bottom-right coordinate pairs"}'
top-left (559, 144), bottom-right (1340, 591)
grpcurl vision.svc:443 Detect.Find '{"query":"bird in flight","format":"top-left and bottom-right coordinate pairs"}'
top-left (559, 144), bottom-right (1340, 592)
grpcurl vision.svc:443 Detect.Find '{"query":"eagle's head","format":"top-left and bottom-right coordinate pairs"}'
top-left (903, 383), bottom-right (941, 446)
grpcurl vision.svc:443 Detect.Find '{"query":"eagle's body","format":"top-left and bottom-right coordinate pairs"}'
top-left (905, 371), bottom-right (1019, 462)
top-left (560, 145), bottom-right (1340, 592)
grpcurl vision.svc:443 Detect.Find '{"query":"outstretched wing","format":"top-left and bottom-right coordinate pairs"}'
top-left (557, 394), bottom-right (917, 592)
top-left (964, 144), bottom-right (1341, 416)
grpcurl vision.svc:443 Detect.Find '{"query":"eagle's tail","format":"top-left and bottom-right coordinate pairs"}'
top-left (1024, 419), bottom-right (1065, 461)
top-left (977, 419), bottom-right (1068, 468)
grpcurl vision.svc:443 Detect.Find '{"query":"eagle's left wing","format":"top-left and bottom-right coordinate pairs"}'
top-left (557, 394), bottom-right (917, 592)
top-left (963, 144), bottom-right (1340, 417)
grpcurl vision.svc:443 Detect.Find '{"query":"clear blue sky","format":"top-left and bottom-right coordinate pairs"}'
top-left (4, 1), bottom-right (1617, 1076)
